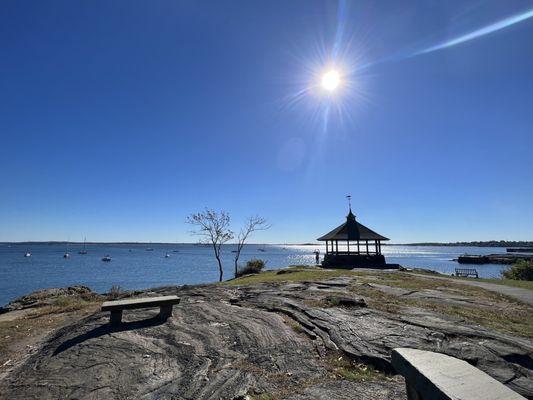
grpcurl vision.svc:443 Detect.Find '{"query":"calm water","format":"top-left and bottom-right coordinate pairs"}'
top-left (0, 243), bottom-right (508, 306)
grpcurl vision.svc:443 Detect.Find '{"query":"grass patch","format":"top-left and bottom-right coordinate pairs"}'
top-left (360, 272), bottom-right (521, 304)
top-left (411, 269), bottom-right (533, 290)
top-left (50, 296), bottom-right (96, 311)
top-left (328, 354), bottom-right (393, 382)
top-left (461, 277), bottom-right (533, 290)
top-left (349, 283), bottom-right (533, 337)
top-left (223, 266), bottom-right (361, 286)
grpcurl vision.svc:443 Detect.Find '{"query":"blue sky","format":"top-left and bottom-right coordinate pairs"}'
top-left (1, 0), bottom-right (532, 243)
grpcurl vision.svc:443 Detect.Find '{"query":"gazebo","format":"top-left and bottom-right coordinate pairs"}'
top-left (317, 208), bottom-right (390, 268)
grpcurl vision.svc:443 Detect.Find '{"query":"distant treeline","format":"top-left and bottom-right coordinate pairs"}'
top-left (399, 241), bottom-right (533, 248)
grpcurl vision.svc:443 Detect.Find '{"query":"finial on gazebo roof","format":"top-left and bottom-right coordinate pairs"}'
top-left (346, 195), bottom-right (355, 219)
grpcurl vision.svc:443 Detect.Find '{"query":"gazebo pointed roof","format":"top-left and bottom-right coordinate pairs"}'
top-left (317, 209), bottom-right (389, 241)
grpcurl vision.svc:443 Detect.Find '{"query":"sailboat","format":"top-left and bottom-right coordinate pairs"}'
top-left (63, 241), bottom-right (70, 258)
top-left (79, 237), bottom-right (88, 254)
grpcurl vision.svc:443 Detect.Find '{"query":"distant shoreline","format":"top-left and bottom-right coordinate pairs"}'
top-left (1, 240), bottom-right (531, 247)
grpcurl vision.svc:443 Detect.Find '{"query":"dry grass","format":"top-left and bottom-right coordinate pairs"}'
top-left (349, 282), bottom-right (533, 338)
top-left (0, 300), bottom-right (101, 368)
top-left (226, 267), bottom-right (533, 337)
top-left (410, 269), bottom-right (533, 290)
top-left (223, 266), bottom-right (361, 286)
top-left (326, 353), bottom-right (394, 382)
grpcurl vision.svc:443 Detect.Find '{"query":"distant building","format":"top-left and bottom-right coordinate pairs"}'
top-left (317, 208), bottom-right (390, 268)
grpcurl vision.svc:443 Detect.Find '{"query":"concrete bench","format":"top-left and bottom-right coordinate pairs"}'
top-left (101, 295), bottom-right (180, 325)
top-left (454, 268), bottom-right (478, 278)
top-left (392, 348), bottom-right (525, 400)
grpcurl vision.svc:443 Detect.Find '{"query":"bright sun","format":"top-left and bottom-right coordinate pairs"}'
top-left (321, 70), bottom-right (341, 91)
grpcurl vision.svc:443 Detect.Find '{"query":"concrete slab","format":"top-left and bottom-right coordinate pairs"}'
top-left (392, 347), bottom-right (526, 400)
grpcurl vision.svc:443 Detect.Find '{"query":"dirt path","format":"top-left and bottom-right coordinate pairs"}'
top-left (407, 273), bottom-right (533, 305)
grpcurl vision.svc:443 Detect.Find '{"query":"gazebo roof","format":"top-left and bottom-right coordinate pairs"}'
top-left (317, 210), bottom-right (389, 241)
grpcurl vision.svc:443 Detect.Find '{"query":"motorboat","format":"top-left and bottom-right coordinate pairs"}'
top-left (24, 252), bottom-right (31, 257)
top-left (102, 255), bottom-right (112, 262)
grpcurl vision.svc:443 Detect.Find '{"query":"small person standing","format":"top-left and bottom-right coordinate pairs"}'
top-left (314, 249), bottom-right (320, 264)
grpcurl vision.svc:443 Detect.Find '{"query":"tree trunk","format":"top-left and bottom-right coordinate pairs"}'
top-left (212, 243), bottom-right (224, 282)
top-left (216, 256), bottom-right (223, 282)
top-left (234, 243), bottom-right (243, 278)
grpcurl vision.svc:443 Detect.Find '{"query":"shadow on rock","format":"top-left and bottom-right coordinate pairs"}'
top-left (53, 316), bottom-right (166, 356)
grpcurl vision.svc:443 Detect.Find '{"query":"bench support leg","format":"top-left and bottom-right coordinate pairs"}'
top-left (159, 305), bottom-right (173, 320)
top-left (110, 310), bottom-right (122, 325)
top-left (405, 382), bottom-right (422, 400)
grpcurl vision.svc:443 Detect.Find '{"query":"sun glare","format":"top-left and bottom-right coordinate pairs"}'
top-left (321, 70), bottom-right (341, 91)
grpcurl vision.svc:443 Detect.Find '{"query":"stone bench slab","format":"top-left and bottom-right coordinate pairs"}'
top-left (392, 348), bottom-right (525, 400)
top-left (101, 295), bottom-right (180, 311)
top-left (101, 295), bottom-right (180, 324)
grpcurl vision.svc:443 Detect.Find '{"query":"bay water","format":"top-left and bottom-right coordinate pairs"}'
top-left (0, 243), bottom-right (508, 306)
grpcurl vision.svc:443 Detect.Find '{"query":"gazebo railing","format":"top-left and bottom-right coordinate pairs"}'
top-left (325, 240), bottom-right (382, 255)
top-left (326, 250), bottom-right (380, 255)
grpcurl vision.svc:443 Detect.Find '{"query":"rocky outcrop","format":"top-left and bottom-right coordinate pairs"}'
top-left (0, 278), bottom-right (531, 399)
top-left (0, 286), bottom-right (100, 313)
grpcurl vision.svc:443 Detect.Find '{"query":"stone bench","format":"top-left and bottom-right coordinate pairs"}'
top-left (392, 348), bottom-right (525, 400)
top-left (101, 295), bottom-right (180, 325)
top-left (454, 268), bottom-right (479, 278)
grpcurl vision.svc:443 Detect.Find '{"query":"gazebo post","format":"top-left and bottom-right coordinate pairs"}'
top-left (335, 241), bottom-right (338, 254)
top-left (347, 240), bottom-right (350, 254)
top-left (357, 240), bottom-right (360, 254)
top-left (365, 240), bottom-right (369, 255)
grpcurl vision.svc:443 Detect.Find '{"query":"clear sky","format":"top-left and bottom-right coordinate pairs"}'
top-left (1, 0), bottom-right (532, 243)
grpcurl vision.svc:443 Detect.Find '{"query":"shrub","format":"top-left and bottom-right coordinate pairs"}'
top-left (502, 260), bottom-right (533, 281)
top-left (108, 285), bottom-right (123, 300)
top-left (236, 258), bottom-right (266, 278)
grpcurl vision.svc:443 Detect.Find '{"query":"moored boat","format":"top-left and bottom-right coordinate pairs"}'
top-left (506, 247), bottom-right (533, 253)
top-left (24, 252), bottom-right (31, 257)
top-left (79, 237), bottom-right (88, 254)
top-left (102, 255), bottom-right (112, 262)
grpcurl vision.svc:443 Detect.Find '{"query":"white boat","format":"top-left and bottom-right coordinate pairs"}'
top-left (102, 255), bottom-right (111, 262)
top-left (63, 253), bottom-right (70, 258)
top-left (165, 253), bottom-right (170, 258)
top-left (24, 252), bottom-right (31, 257)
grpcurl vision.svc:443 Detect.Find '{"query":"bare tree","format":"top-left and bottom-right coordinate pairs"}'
top-left (234, 216), bottom-right (271, 277)
top-left (187, 209), bottom-right (234, 282)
